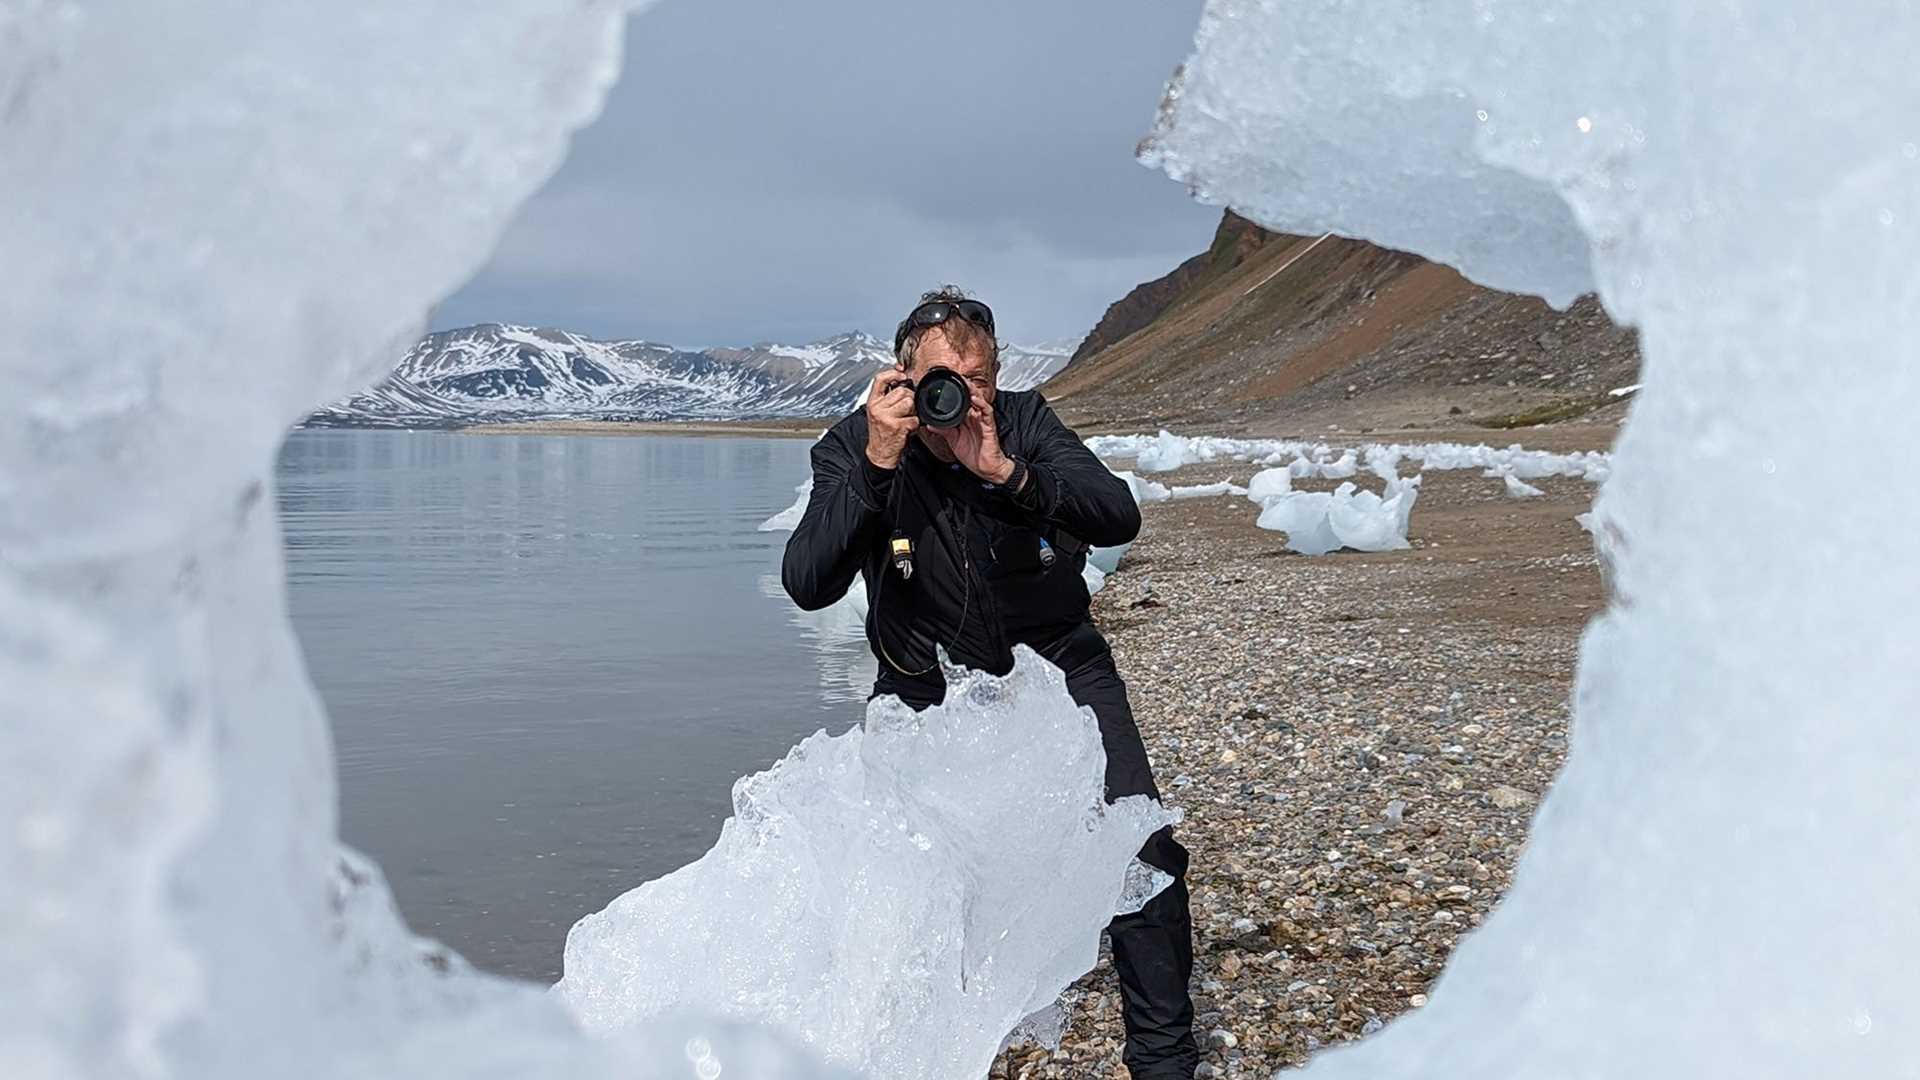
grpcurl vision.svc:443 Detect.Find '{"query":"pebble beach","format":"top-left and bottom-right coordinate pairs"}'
top-left (997, 450), bottom-right (1609, 1078)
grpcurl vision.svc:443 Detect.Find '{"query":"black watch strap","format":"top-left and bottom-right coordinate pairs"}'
top-left (1002, 457), bottom-right (1029, 495)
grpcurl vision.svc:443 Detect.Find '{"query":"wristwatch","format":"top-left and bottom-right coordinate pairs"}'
top-left (1001, 457), bottom-right (1029, 494)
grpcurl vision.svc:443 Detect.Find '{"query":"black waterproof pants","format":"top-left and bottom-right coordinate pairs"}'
top-left (877, 654), bottom-right (1200, 1080)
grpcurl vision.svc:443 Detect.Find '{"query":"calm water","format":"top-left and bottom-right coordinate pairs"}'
top-left (277, 429), bottom-right (868, 981)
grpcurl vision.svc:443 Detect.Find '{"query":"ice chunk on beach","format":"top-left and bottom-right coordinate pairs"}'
top-left (558, 649), bottom-right (1173, 1078)
top-left (1113, 469), bottom-right (1172, 505)
top-left (1169, 480), bottom-right (1248, 500)
top-left (1255, 478), bottom-right (1419, 555)
top-left (1255, 492), bottom-right (1339, 554)
top-left (1504, 474), bottom-right (1545, 499)
top-left (1246, 466), bottom-right (1293, 502)
top-left (1134, 429), bottom-right (1191, 472)
top-left (1082, 466), bottom-right (1171, 594)
top-left (1317, 449), bottom-right (1359, 479)
top-left (1330, 478), bottom-right (1420, 551)
top-left (1147, 0), bottom-right (1920, 1077)
top-left (1088, 432), bottom-right (1610, 486)
top-left (1081, 562), bottom-right (1109, 595)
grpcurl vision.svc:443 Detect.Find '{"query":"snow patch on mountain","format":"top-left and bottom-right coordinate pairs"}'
top-left (310, 325), bottom-right (1073, 427)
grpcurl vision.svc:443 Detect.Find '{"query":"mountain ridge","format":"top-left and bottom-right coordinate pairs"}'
top-left (1044, 211), bottom-right (1642, 435)
top-left (309, 324), bottom-right (1071, 428)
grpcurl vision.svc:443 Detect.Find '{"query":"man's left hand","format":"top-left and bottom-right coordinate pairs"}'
top-left (937, 400), bottom-right (1016, 486)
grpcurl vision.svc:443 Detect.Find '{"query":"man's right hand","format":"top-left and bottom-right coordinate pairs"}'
top-left (864, 367), bottom-right (919, 469)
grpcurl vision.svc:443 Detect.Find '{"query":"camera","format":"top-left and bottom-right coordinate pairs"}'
top-left (911, 366), bottom-right (971, 429)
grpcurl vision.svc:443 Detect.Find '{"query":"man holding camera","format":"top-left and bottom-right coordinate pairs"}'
top-left (781, 288), bottom-right (1199, 1079)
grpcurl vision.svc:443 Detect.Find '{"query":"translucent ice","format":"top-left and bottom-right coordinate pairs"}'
top-left (5, 3), bottom-right (837, 1077)
top-left (1148, 1), bottom-right (1920, 1077)
top-left (1503, 474), bottom-right (1546, 499)
top-left (761, 477), bottom-right (813, 532)
top-left (1089, 433), bottom-right (1608, 484)
top-left (1082, 467), bottom-right (1170, 595)
top-left (557, 650), bottom-right (1174, 1079)
top-left (1113, 469), bottom-right (1174, 506)
top-left (1246, 467), bottom-right (1294, 502)
top-left (1255, 478), bottom-right (1420, 555)
top-left (1254, 491), bottom-right (1340, 555)
top-left (1134, 429), bottom-right (1193, 472)
top-left (1168, 480), bottom-right (1249, 500)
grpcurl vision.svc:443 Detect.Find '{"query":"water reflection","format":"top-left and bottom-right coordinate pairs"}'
top-left (756, 573), bottom-right (875, 706)
top-left (278, 429), bottom-right (862, 981)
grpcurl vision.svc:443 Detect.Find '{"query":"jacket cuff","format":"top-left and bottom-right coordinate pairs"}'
top-left (850, 456), bottom-right (895, 512)
top-left (1008, 460), bottom-right (1058, 516)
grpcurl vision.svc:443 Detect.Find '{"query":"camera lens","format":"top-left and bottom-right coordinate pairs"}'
top-left (914, 368), bottom-right (971, 429)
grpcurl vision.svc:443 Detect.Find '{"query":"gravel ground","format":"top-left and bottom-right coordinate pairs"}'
top-left (993, 450), bottom-right (1610, 1079)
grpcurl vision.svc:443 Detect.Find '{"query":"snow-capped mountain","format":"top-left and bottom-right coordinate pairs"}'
top-left (997, 337), bottom-right (1078, 392)
top-left (307, 324), bottom-right (1074, 427)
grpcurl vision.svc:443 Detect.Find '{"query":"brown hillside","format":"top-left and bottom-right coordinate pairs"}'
top-left (1070, 212), bottom-right (1284, 363)
top-left (1045, 212), bottom-right (1640, 437)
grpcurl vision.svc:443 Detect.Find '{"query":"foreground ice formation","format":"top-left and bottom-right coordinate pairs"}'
top-left (3, 3), bottom-right (844, 1078)
top-left (16, 1), bottom-right (1917, 1079)
top-left (557, 650), bottom-right (1172, 1077)
top-left (1144, 1), bottom-right (1920, 1077)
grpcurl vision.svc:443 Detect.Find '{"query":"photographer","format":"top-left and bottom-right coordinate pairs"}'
top-left (782, 288), bottom-right (1199, 1079)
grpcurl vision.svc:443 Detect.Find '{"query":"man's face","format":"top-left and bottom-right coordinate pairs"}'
top-left (907, 330), bottom-right (996, 408)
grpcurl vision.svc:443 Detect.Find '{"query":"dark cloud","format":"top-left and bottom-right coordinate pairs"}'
top-left (433, 0), bottom-right (1214, 347)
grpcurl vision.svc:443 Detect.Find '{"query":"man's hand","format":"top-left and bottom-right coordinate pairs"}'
top-left (864, 367), bottom-right (918, 469)
top-left (936, 399), bottom-right (1016, 485)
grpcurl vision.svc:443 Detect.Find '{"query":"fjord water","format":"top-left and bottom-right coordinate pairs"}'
top-left (276, 429), bottom-right (866, 980)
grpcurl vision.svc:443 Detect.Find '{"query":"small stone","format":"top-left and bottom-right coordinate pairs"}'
top-left (1219, 748), bottom-right (1239, 765)
top-left (1409, 993), bottom-right (1429, 1007)
top-left (1360, 1017), bottom-right (1384, 1036)
top-left (1488, 784), bottom-right (1535, 809)
top-left (1207, 1028), bottom-right (1239, 1050)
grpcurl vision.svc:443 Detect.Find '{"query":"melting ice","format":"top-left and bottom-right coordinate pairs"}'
top-left (14, 0), bottom-right (1917, 1078)
top-left (557, 651), bottom-right (1173, 1078)
top-left (1142, 0), bottom-right (1920, 1077)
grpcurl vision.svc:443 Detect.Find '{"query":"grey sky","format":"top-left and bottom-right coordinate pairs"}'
top-left (431, 0), bottom-right (1216, 348)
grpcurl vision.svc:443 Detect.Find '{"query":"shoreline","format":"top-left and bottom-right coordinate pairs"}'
top-left (457, 418), bottom-right (827, 439)
top-left (316, 415), bottom-right (1621, 455)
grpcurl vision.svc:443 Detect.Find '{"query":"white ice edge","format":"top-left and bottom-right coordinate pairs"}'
top-left (1145, 1), bottom-right (1920, 1077)
top-left (14, 2), bottom-right (1914, 1080)
top-left (557, 648), bottom-right (1176, 1077)
top-left (3, 4), bottom-right (1147, 1079)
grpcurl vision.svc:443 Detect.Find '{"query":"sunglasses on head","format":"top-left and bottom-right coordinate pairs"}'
top-left (893, 298), bottom-right (995, 355)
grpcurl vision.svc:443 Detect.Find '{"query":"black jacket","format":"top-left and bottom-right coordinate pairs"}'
top-left (781, 390), bottom-right (1140, 698)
